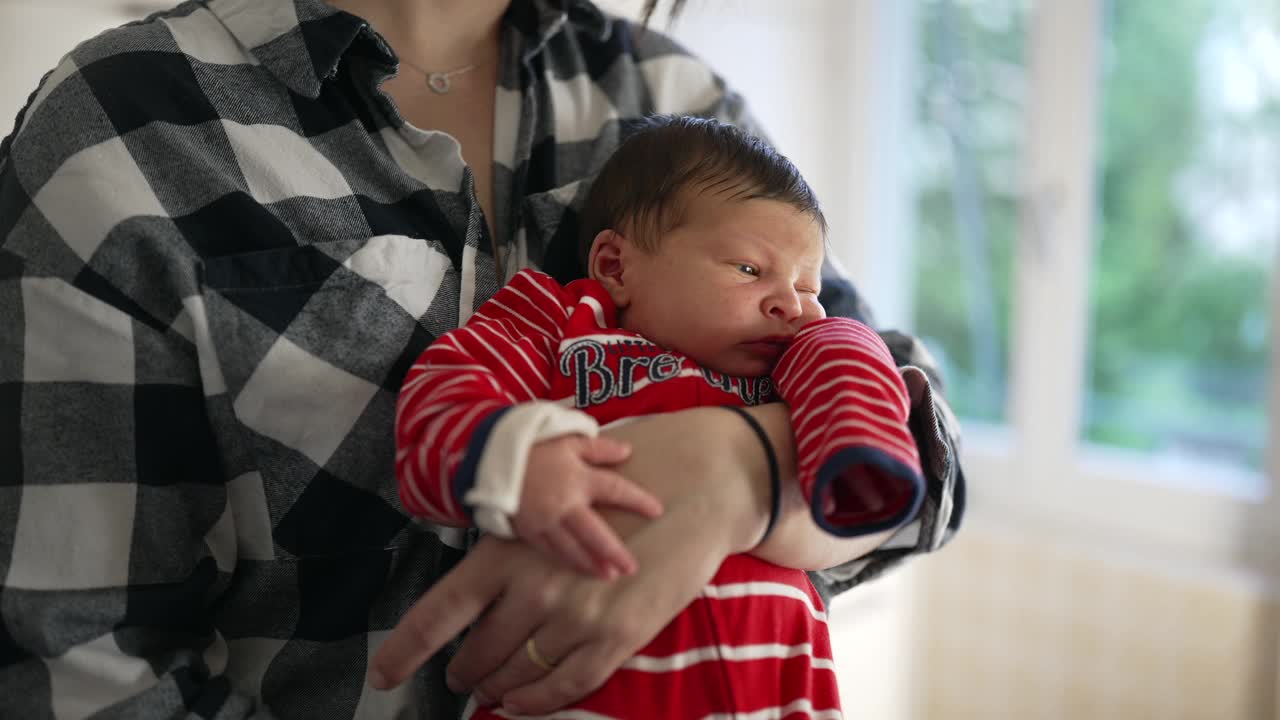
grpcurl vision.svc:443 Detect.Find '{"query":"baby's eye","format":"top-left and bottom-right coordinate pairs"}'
top-left (735, 263), bottom-right (760, 277)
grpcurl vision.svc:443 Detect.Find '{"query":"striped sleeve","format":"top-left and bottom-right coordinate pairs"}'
top-left (771, 318), bottom-right (925, 537)
top-left (394, 269), bottom-right (572, 525)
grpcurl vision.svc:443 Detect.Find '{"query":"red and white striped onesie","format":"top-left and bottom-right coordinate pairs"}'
top-left (396, 270), bottom-right (923, 719)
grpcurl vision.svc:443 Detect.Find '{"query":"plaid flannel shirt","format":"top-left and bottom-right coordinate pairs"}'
top-left (0, 0), bottom-right (966, 717)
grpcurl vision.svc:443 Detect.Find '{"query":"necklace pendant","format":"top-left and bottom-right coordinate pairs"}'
top-left (427, 73), bottom-right (451, 94)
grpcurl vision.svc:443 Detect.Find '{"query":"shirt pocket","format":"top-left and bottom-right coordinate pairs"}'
top-left (198, 234), bottom-right (467, 557)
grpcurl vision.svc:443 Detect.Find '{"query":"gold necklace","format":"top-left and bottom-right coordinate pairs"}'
top-left (397, 57), bottom-right (478, 94)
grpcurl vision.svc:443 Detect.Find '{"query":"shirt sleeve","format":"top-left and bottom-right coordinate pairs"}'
top-left (633, 29), bottom-right (967, 596)
top-left (394, 269), bottom-right (598, 534)
top-left (771, 317), bottom-right (925, 537)
top-left (0, 60), bottom-right (272, 720)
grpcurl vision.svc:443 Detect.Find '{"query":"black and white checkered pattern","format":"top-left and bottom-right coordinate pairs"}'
top-left (0, 0), bottom-right (964, 717)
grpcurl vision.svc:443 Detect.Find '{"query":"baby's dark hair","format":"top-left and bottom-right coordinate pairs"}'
top-left (578, 115), bottom-right (827, 265)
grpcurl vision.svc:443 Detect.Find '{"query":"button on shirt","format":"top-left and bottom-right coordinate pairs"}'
top-left (0, 0), bottom-right (965, 717)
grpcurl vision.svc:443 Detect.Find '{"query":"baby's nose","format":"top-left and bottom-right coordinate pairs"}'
top-left (765, 290), bottom-right (803, 321)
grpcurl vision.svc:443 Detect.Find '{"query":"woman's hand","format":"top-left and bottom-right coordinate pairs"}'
top-left (370, 514), bottom-right (728, 714)
top-left (369, 407), bottom-right (771, 714)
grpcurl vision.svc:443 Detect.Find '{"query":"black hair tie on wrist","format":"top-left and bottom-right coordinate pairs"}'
top-left (721, 405), bottom-right (781, 544)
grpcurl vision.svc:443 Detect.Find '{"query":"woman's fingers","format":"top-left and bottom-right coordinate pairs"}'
top-left (500, 628), bottom-right (629, 715)
top-left (474, 629), bottom-right (579, 704)
top-left (495, 509), bottom-right (730, 714)
top-left (445, 578), bottom-right (549, 694)
top-left (368, 539), bottom-right (508, 690)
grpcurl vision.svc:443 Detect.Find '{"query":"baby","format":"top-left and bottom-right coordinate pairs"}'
top-left (395, 116), bottom-right (924, 719)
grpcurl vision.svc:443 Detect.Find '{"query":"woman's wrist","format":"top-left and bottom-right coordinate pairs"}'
top-left (711, 404), bottom-right (797, 554)
top-left (716, 406), bottom-right (780, 542)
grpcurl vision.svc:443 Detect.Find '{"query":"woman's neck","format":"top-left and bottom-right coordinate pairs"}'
top-left (326, 0), bottom-right (509, 69)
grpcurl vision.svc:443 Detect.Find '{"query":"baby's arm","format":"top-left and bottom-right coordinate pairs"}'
top-left (395, 270), bottom-right (659, 576)
top-left (769, 318), bottom-right (925, 537)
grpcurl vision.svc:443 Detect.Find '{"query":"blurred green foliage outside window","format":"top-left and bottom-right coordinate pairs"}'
top-left (911, 0), bottom-right (1274, 473)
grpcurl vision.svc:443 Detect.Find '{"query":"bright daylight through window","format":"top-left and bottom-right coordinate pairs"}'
top-left (908, 0), bottom-right (1275, 477)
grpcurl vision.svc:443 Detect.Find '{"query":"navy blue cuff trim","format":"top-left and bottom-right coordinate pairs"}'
top-left (810, 447), bottom-right (925, 537)
top-left (452, 406), bottom-right (513, 524)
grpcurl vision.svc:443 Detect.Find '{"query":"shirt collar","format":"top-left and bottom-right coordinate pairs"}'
top-left (205, 0), bottom-right (374, 99)
top-left (517, 0), bottom-right (612, 61)
top-left (205, 0), bottom-right (612, 99)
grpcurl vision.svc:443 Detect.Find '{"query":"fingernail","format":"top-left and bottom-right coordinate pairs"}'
top-left (474, 690), bottom-right (492, 705)
top-left (504, 702), bottom-right (524, 715)
top-left (368, 668), bottom-right (389, 690)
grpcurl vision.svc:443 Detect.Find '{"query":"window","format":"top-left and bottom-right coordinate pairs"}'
top-left (910, 0), bottom-right (1031, 425)
top-left (876, 0), bottom-right (1276, 562)
top-left (1087, 0), bottom-right (1275, 473)
top-left (905, 0), bottom-right (1274, 484)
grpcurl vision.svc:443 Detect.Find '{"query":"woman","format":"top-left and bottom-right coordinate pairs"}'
top-left (0, 0), bottom-right (963, 718)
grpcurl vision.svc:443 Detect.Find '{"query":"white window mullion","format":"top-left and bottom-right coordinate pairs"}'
top-left (843, 0), bottom-right (920, 332)
top-left (1010, 0), bottom-right (1103, 498)
top-left (1256, 239), bottom-right (1280, 568)
top-left (1272, 244), bottom-right (1280, 482)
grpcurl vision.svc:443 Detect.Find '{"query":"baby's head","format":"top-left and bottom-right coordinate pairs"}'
top-left (579, 116), bottom-right (828, 377)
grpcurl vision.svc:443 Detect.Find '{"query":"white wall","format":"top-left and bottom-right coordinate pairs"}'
top-left (0, 2), bottom-right (153, 137)
top-left (617, 1), bottom-right (873, 297)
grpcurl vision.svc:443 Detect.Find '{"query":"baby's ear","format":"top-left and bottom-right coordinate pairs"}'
top-left (587, 229), bottom-right (631, 308)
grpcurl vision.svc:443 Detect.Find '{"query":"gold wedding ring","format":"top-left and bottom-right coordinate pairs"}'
top-left (525, 637), bottom-right (558, 671)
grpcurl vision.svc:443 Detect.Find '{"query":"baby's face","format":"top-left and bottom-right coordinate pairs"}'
top-left (618, 195), bottom-right (825, 377)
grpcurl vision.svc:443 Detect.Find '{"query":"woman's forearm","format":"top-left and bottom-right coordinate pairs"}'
top-left (597, 404), bottom-right (887, 572)
top-left (597, 407), bottom-right (772, 554)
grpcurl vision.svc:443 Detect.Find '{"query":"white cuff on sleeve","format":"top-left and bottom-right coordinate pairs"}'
top-left (463, 402), bottom-right (600, 538)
